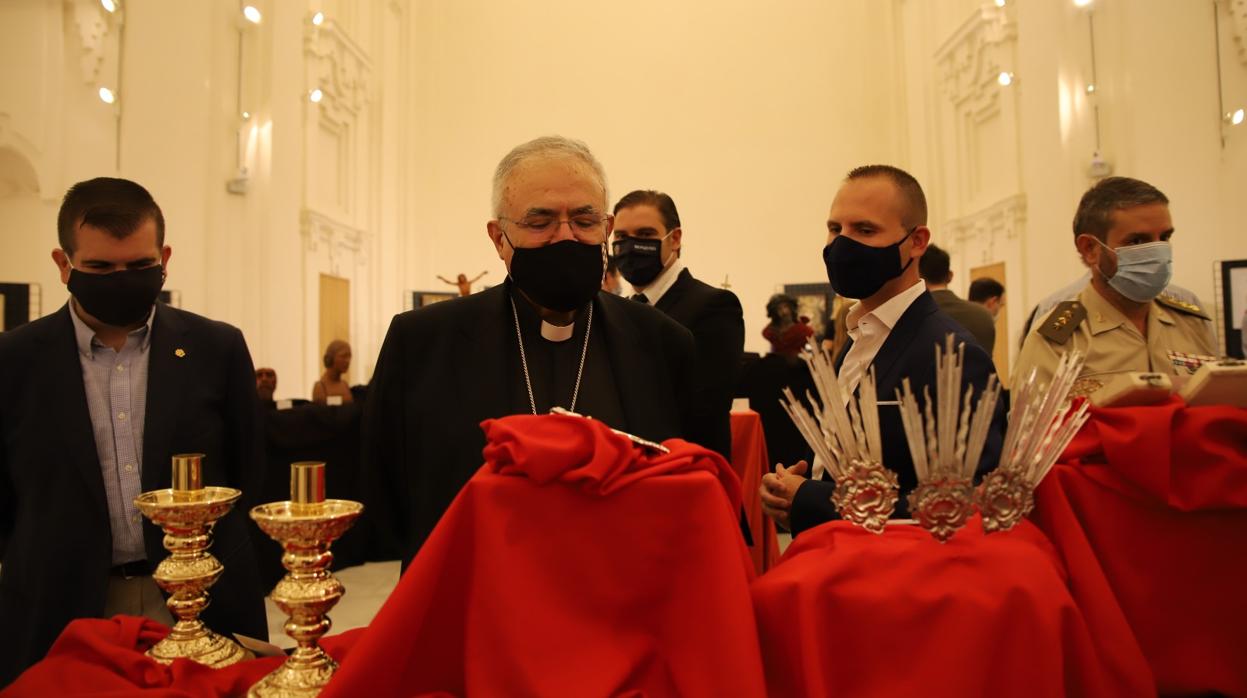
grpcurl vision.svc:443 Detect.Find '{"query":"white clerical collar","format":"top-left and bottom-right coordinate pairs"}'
top-left (632, 257), bottom-right (686, 305)
top-left (541, 320), bottom-right (575, 342)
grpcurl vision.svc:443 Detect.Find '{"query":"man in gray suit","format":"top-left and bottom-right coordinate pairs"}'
top-left (918, 244), bottom-right (995, 353)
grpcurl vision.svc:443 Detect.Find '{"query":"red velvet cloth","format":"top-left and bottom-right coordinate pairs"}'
top-left (751, 517), bottom-right (1154, 698)
top-left (323, 413), bottom-right (765, 697)
top-left (730, 410), bottom-right (781, 574)
top-left (1034, 400), bottom-right (1247, 696)
top-left (0, 616), bottom-right (363, 697)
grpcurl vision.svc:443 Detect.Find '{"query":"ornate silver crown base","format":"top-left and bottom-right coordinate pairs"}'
top-left (830, 460), bottom-right (900, 534)
top-left (976, 469), bottom-right (1034, 534)
top-left (907, 479), bottom-right (976, 543)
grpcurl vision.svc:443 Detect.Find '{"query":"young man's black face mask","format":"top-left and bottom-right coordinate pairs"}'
top-left (67, 264), bottom-right (165, 326)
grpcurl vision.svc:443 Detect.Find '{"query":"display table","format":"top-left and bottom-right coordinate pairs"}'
top-left (4, 414), bottom-right (765, 697)
top-left (750, 517), bottom-right (1153, 697)
top-left (730, 409), bottom-right (781, 574)
top-left (1032, 398), bottom-right (1247, 696)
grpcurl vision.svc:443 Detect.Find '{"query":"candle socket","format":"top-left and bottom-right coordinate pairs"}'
top-left (172, 453), bottom-right (204, 493)
top-left (291, 461), bottom-right (326, 506)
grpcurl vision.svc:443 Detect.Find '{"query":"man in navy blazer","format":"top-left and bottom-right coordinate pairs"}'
top-left (0, 178), bottom-right (267, 685)
top-left (760, 165), bottom-right (1004, 535)
top-left (611, 190), bottom-right (744, 462)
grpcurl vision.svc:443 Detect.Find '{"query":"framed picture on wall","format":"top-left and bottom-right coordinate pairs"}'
top-left (782, 283), bottom-right (836, 341)
top-left (158, 290), bottom-right (181, 308)
top-left (407, 290), bottom-right (457, 311)
top-left (1220, 259), bottom-right (1247, 359)
top-left (0, 283), bottom-right (40, 331)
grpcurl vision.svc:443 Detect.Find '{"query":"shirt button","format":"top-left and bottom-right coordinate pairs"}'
top-left (116, 364), bottom-right (125, 372)
top-left (132, 514), bottom-right (140, 523)
top-left (117, 412), bottom-right (127, 420)
top-left (124, 463), bottom-right (135, 473)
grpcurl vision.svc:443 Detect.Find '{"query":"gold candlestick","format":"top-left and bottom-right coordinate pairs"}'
top-left (249, 462), bottom-right (362, 698)
top-left (133, 453), bottom-right (252, 667)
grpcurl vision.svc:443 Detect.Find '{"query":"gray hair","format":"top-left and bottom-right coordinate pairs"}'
top-left (491, 135), bottom-right (609, 217)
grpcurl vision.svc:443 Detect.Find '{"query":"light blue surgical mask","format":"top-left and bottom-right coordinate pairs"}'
top-left (1095, 238), bottom-right (1173, 303)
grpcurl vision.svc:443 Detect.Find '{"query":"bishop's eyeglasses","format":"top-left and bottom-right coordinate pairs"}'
top-left (498, 213), bottom-right (612, 241)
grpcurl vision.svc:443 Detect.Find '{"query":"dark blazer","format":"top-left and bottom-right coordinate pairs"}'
top-left (930, 289), bottom-right (996, 355)
top-left (362, 283), bottom-right (700, 567)
top-left (789, 291), bottom-right (1004, 535)
top-left (0, 303), bottom-right (268, 685)
top-left (653, 268), bottom-right (745, 462)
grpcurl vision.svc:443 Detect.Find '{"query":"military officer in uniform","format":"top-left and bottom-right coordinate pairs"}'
top-left (1015, 176), bottom-right (1215, 394)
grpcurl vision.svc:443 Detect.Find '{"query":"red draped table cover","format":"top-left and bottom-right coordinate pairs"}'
top-left (730, 409), bottom-right (781, 575)
top-left (750, 516), bottom-right (1153, 697)
top-left (1032, 398), bottom-right (1247, 696)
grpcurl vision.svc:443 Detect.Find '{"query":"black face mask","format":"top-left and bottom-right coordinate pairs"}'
top-left (506, 237), bottom-right (604, 312)
top-left (67, 265), bottom-right (164, 327)
top-left (612, 235), bottom-right (668, 286)
top-left (822, 228), bottom-right (915, 299)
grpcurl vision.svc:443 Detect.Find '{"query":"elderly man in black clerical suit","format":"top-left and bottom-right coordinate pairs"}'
top-left (363, 136), bottom-right (704, 567)
top-left (611, 190), bottom-right (744, 462)
top-left (759, 165), bottom-right (1004, 534)
top-left (0, 178), bottom-right (267, 685)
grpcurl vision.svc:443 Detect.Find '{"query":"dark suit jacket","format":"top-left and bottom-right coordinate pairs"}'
top-left (789, 291), bottom-right (1004, 535)
top-left (653, 268), bottom-right (745, 461)
top-left (930, 289), bottom-right (996, 355)
top-left (362, 283), bottom-right (700, 567)
top-left (0, 303), bottom-right (268, 685)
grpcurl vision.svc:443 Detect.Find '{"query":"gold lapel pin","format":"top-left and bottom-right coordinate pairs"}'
top-left (175, 348), bottom-right (186, 358)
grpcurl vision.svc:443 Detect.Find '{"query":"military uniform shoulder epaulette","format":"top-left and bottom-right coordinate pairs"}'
top-left (1037, 300), bottom-right (1086, 345)
top-left (1155, 293), bottom-right (1211, 320)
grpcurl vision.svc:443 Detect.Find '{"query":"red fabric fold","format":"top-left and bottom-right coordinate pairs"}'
top-left (1058, 398), bottom-right (1247, 510)
top-left (730, 411), bottom-right (781, 574)
top-left (324, 413), bottom-right (764, 698)
top-left (1035, 402), bottom-right (1247, 695)
top-left (751, 518), bottom-right (1153, 698)
top-left (482, 413), bottom-right (743, 514)
top-left (1, 617), bottom-right (363, 697)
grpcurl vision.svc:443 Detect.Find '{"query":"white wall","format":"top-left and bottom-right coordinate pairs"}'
top-left (405, 0), bottom-right (904, 353)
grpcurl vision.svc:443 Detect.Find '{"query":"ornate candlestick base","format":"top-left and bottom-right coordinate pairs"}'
top-left (249, 499), bottom-right (363, 698)
top-left (133, 485), bottom-right (253, 668)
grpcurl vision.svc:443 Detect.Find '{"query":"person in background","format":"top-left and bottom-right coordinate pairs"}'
top-left (1014, 176), bottom-right (1215, 393)
top-left (256, 367), bottom-right (277, 404)
top-left (312, 340), bottom-right (353, 405)
top-left (1018, 272), bottom-right (1209, 349)
top-left (969, 278), bottom-right (1005, 321)
top-left (612, 189), bottom-right (744, 462)
top-left (919, 244), bottom-right (996, 354)
top-left (740, 293), bottom-right (816, 469)
top-left (762, 293), bottom-right (813, 358)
